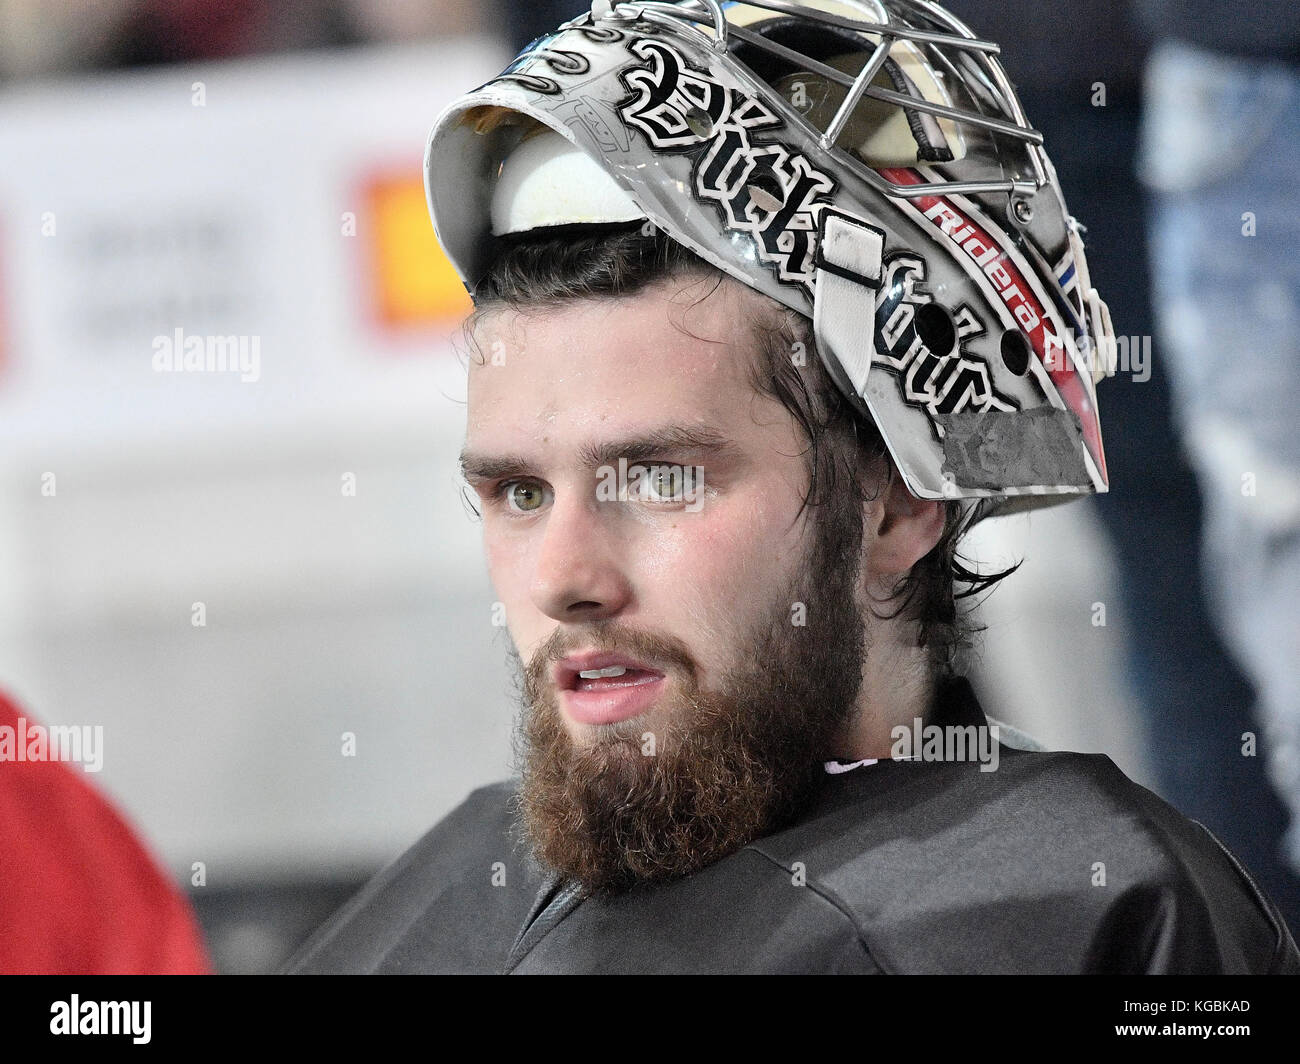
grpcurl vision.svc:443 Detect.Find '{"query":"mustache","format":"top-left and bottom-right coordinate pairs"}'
top-left (522, 622), bottom-right (700, 704)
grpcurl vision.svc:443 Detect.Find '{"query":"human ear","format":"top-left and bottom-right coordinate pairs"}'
top-left (865, 467), bottom-right (947, 581)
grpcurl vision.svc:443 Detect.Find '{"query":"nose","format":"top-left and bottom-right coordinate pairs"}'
top-left (529, 484), bottom-right (633, 622)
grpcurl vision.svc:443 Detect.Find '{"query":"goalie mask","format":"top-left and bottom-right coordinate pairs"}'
top-left (424, 0), bottom-right (1115, 517)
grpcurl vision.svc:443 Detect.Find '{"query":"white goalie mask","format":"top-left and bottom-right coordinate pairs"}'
top-left (424, 0), bottom-right (1116, 518)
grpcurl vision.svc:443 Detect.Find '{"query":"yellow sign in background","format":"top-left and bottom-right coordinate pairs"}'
top-left (366, 172), bottom-right (471, 329)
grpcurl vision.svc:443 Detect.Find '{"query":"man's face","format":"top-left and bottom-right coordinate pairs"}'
top-left (462, 274), bottom-right (869, 894)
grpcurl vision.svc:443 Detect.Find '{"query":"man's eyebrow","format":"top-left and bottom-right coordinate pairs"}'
top-left (458, 450), bottom-right (533, 484)
top-left (459, 425), bottom-right (737, 482)
top-left (577, 425), bottom-right (738, 469)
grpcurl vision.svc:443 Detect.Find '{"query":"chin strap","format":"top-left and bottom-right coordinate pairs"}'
top-left (1065, 214), bottom-right (1117, 386)
top-left (1085, 286), bottom-right (1116, 385)
top-left (812, 207), bottom-right (887, 404)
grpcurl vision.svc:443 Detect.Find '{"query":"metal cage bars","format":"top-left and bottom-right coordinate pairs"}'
top-left (596, 0), bottom-right (1049, 199)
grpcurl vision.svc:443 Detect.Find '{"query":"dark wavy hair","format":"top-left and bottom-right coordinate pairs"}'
top-left (463, 222), bottom-right (1014, 676)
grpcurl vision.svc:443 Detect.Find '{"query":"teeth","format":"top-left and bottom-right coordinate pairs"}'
top-left (578, 665), bottom-right (630, 679)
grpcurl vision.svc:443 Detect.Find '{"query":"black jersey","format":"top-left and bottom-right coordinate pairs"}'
top-left (285, 678), bottom-right (1299, 974)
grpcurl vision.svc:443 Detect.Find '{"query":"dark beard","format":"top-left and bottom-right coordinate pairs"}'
top-left (511, 492), bottom-right (867, 898)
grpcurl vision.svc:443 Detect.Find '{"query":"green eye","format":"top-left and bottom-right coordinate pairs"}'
top-left (641, 465), bottom-right (693, 502)
top-left (503, 480), bottom-right (548, 514)
top-left (649, 466), bottom-right (678, 500)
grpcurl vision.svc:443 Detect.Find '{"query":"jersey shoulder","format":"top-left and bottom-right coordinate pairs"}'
top-left (748, 750), bottom-right (1299, 973)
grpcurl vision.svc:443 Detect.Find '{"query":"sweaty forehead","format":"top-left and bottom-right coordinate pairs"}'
top-left (465, 277), bottom-right (781, 441)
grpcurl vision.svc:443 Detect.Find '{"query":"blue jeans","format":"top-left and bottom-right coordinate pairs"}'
top-left (1139, 40), bottom-right (1300, 873)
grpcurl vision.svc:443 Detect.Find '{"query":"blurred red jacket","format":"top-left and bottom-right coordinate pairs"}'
top-left (0, 690), bottom-right (212, 973)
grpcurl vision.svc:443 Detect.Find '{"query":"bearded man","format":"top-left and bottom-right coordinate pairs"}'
top-left (286, 0), bottom-right (1299, 974)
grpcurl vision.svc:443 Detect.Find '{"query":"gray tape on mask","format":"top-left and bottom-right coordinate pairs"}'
top-left (937, 405), bottom-right (1089, 490)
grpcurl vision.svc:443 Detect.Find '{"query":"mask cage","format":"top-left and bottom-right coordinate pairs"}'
top-left (572, 0), bottom-right (1049, 203)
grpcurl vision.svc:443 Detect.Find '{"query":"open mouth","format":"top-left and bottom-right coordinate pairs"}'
top-left (569, 665), bottom-right (662, 692)
top-left (554, 653), bottom-right (666, 691)
top-left (554, 654), bottom-right (668, 726)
